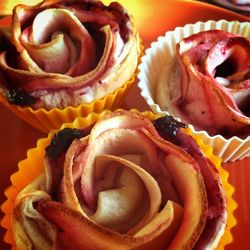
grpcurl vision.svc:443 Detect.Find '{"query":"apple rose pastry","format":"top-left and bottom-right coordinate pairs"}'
top-left (0, 0), bottom-right (140, 109)
top-left (12, 110), bottom-right (228, 250)
top-left (157, 29), bottom-right (250, 138)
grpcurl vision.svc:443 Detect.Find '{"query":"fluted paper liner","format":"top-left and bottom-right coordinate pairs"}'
top-left (1, 109), bottom-right (237, 249)
top-left (138, 20), bottom-right (250, 162)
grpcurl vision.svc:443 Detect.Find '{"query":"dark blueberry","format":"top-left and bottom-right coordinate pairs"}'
top-left (7, 89), bottom-right (37, 106)
top-left (154, 115), bottom-right (187, 139)
top-left (46, 128), bottom-right (86, 158)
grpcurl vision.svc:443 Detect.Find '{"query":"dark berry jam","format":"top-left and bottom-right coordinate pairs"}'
top-left (46, 128), bottom-right (86, 158)
top-left (154, 115), bottom-right (187, 141)
top-left (7, 89), bottom-right (37, 106)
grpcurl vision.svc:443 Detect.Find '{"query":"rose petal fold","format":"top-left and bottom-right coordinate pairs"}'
top-left (171, 30), bottom-right (250, 136)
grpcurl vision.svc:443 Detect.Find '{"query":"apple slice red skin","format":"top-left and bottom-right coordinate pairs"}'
top-left (173, 30), bottom-right (250, 137)
top-left (176, 131), bottom-right (227, 249)
top-left (38, 200), bottom-right (182, 250)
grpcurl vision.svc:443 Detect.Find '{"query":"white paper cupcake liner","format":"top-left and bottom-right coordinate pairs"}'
top-left (138, 20), bottom-right (250, 162)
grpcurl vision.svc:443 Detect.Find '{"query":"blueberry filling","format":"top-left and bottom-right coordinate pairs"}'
top-left (7, 89), bottom-right (37, 106)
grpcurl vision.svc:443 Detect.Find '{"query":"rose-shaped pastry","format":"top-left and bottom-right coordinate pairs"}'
top-left (138, 20), bottom-right (250, 161)
top-left (157, 29), bottom-right (250, 138)
top-left (211, 0), bottom-right (250, 12)
top-left (0, 0), bottom-right (140, 109)
top-left (12, 110), bottom-right (228, 250)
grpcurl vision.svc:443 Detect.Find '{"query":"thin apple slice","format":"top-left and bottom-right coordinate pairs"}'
top-left (39, 201), bottom-right (137, 250)
top-left (38, 200), bottom-right (179, 250)
top-left (173, 30), bottom-right (250, 136)
top-left (12, 175), bottom-right (55, 250)
top-left (135, 201), bottom-right (183, 249)
top-left (78, 128), bottom-right (160, 211)
top-left (91, 167), bottom-right (146, 233)
top-left (164, 154), bottom-right (208, 249)
top-left (91, 154), bottom-right (162, 234)
top-left (88, 110), bottom-right (159, 144)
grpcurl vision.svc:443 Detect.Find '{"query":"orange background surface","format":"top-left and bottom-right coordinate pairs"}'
top-left (0, 0), bottom-right (250, 249)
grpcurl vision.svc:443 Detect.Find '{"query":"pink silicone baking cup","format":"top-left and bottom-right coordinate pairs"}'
top-left (0, 109), bottom-right (237, 249)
